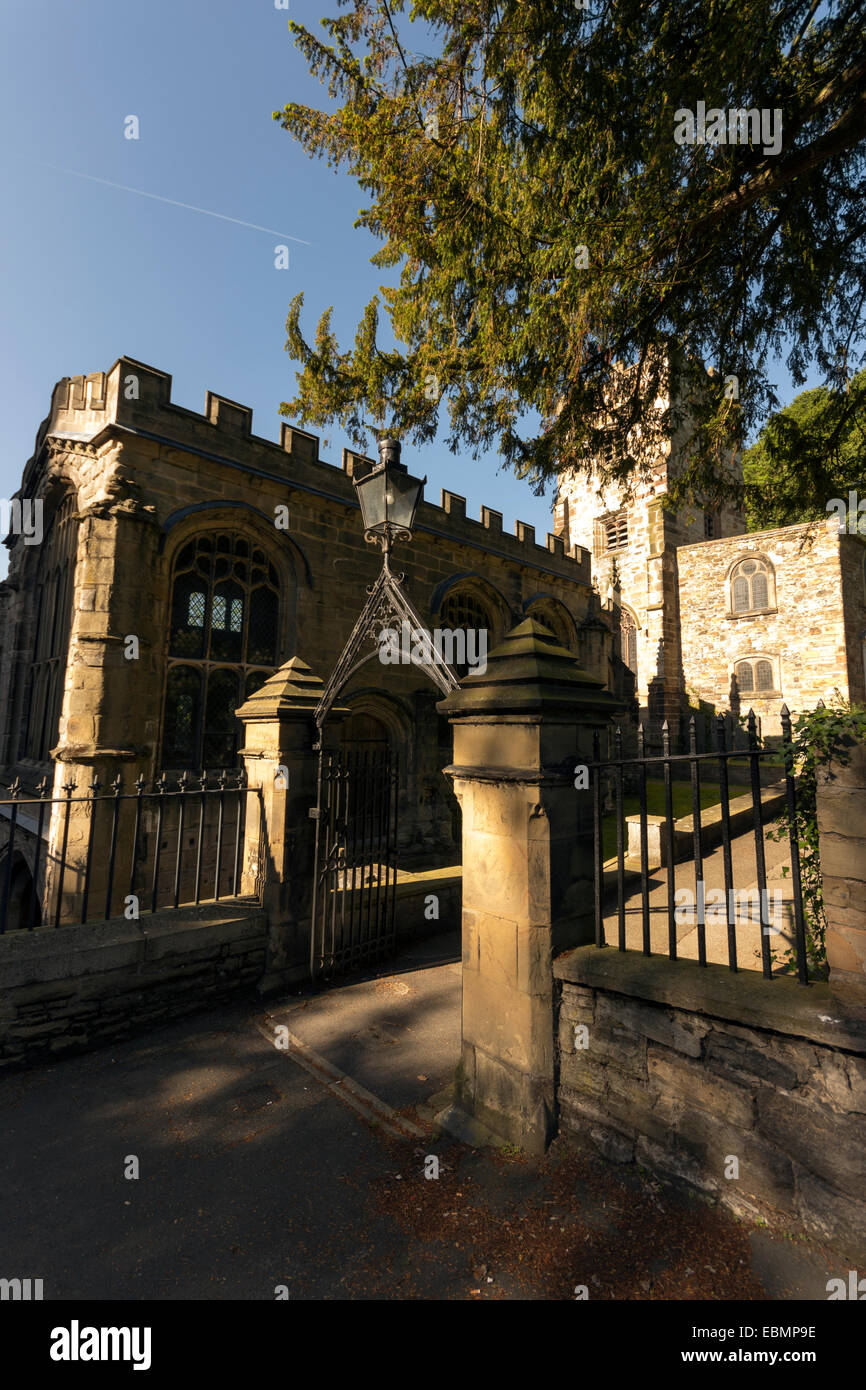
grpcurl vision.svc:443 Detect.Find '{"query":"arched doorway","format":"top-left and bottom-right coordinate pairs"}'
top-left (340, 710), bottom-right (389, 754)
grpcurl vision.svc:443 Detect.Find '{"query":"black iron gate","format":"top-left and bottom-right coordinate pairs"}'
top-left (309, 746), bottom-right (400, 979)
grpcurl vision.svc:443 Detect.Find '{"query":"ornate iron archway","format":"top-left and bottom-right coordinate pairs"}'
top-left (309, 441), bottom-right (460, 980)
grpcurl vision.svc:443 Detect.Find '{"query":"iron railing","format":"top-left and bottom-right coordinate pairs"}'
top-left (0, 771), bottom-right (262, 933)
top-left (590, 706), bottom-right (809, 982)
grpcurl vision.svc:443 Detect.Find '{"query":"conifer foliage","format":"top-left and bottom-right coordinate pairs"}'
top-left (274, 1), bottom-right (866, 505)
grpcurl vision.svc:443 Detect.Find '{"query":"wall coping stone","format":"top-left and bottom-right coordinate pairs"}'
top-left (0, 900), bottom-right (267, 988)
top-left (554, 944), bottom-right (866, 1054)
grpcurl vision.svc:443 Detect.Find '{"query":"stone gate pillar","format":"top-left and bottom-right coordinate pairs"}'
top-left (437, 618), bottom-right (621, 1153)
top-left (817, 739), bottom-right (866, 1020)
top-left (236, 657), bottom-right (346, 993)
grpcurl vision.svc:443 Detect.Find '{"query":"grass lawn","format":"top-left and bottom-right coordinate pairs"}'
top-left (601, 779), bottom-right (723, 861)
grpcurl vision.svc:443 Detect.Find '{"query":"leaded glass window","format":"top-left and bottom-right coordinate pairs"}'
top-left (162, 533), bottom-right (281, 769)
top-left (755, 659), bottom-right (774, 691)
top-left (735, 661), bottom-right (754, 692)
top-left (734, 658), bottom-right (778, 696)
top-left (621, 610), bottom-right (638, 675)
top-left (729, 557), bottom-right (774, 615)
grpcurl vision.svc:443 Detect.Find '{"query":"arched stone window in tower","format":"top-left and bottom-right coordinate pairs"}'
top-left (729, 556), bottom-right (775, 615)
top-left (162, 533), bottom-right (282, 769)
top-left (24, 492), bottom-right (79, 762)
top-left (620, 609), bottom-right (638, 676)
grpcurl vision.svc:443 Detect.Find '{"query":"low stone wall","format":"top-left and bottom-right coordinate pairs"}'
top-left (0, 900), bottom-right (268, 1069)
top-left (626, 785), bottom-right (786, 868)
top-left (554, 946), bottom-right (866, 1260)
top-left (395, 868), bottom-right (461, 938)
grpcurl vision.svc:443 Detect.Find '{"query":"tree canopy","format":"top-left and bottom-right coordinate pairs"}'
top-left (274, 0), bottom-right (866, 507)
top-left (743, 368), bottom-right (866, 529)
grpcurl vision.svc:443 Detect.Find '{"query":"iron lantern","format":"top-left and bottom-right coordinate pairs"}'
top-left (354, 437), bottom-right (426, 551)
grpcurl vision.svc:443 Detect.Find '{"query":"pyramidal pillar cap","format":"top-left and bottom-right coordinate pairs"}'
top-left (235, 656), bottom-right (349, 721)
top-left (437, 617), bottom-right (623, 719)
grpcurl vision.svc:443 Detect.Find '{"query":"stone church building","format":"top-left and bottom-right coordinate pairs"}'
top-left (0, 356), bottom-right (617, 884)
top-left (0, 353), bottom-right (863, 928)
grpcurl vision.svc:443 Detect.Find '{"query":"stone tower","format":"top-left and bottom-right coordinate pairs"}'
top-left (553, 397), bottom-right (745, 739)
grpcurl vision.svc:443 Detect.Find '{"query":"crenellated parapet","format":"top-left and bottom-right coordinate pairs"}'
top-left (21, 355), bottom-right (590, 583)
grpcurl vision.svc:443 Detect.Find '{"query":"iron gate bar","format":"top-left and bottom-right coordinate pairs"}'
top-left (54, 782), bottom-right (75, 929)
top-left (715, 715), bottom-right (739, 972)
top-left (151, 776), bottom-right (166, 915)
top-left (637, 725), bottom-right (650, 955)
top-left (173, 773), bottom-right (187, 911)
top-left (747, 710), bottom-right (773, 978)
top-left (592, 731), bottom-right (603, 948)
top-left (104, 775), bottom-right (123, 922)
top-left (615, 726), bottom-right (625, 951)
top-left (689, 717), bottom-right (707, 967)
top-left (662, 721), bottom-right (677, 959)
top-left (213, 772), bottom-right (225, 902)
top-left (781, 706), bottom-right (809, 984)
top-left (194, 774), bottom-right (206, 905)
top-left (27, 779), bottom-right (47, 932)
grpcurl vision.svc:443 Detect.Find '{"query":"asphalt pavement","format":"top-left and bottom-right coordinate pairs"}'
top-left (0, 930), bottom-right (847, 1300)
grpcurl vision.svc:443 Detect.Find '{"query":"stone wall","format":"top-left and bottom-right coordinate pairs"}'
top-left (676, 519), bottom-right (864, 734)
top-left (0, 901), bottom-right (268, 1069)
top-left (555, 946), bottom-right (866, 1260)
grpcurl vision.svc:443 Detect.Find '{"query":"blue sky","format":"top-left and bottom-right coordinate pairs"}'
top-left (0, 0), bottom-right (827, 579)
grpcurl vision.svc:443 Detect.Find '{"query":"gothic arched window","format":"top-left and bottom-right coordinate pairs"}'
top-left (439, 590), bottom-right (494, 678)
top-left (621, 609), bottom-right (638, 675)
top-left (24, 493), bottom-right (78, 761)
top-left (729, 557), bottom-right (775, 615)
top-left (526, 598), bottom-right (575, 650)
top-left (162, 533), bottom-right (281, 769)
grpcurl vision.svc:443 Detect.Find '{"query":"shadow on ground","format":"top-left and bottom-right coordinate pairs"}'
top-left (0, 930), bottom-right (846, 1300)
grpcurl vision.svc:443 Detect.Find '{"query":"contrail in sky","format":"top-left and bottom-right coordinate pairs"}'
top-left (29, 160), bottom-right (313, 244)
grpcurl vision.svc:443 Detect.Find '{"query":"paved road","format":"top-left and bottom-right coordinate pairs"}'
top-left (0, 931), bottom-right (845, 1300)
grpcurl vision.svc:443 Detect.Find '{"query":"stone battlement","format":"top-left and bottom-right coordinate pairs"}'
top-left (40, 356), bottom-right (589, 581)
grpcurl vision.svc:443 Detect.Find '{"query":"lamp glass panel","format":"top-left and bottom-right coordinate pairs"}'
top-left (356, 465), bottom-right (422, 533)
